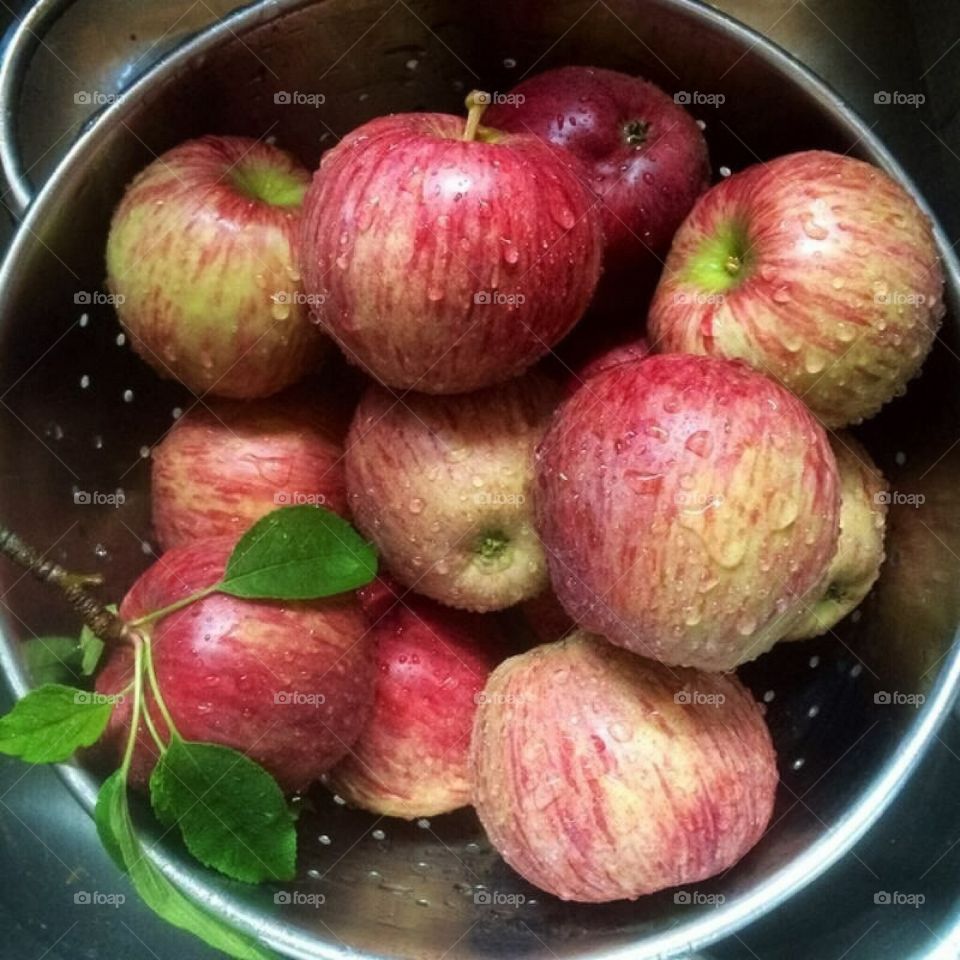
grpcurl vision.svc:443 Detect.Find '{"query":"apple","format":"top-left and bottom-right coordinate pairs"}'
top-left (94, 537), bottom-right (374, 792)
top-left (299, 93), bottom-right (603, 393)
top-left (470, 632), bottom-right (777, 902)
top-left (535, 354), bottom-right (840, 671)
top-left (151, 390), bottom-right (349, 550)
top-left (346, 372), bottom-right (560, 612)
top-left (107, 135), bottom-right (324, 398)
top-left (327, 579), bottom-right (503, 818)
top-left (648, 150), bottom-right (945, 427)
top-left (486, 66), bottom-right (710, 274)
top-left (785, 433), bottom-right (888, 640)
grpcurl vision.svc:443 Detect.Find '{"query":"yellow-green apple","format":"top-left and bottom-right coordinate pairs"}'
top-left (648, 150), bottom-right (944, 426)
top-left (786, 433), bottom-right (888, 640)
top-left (535, 354), bottom-right (840, 671)
top-left (345, 372), bottom-right (560, 612)
top-left (106, 135), bottom-right (324, 398)
top-left (151, 392), bottom-right (349, 550)
top-left (485, 66), bottom-right (709, 273)
top-left (327, 578), bottom-right (502, 818)
top-left (299, 93), bottom-right (603, 393)
top-left (470, 632), bottom-right (777, 902)
top-left (94, 537), bottom-right (374, 792)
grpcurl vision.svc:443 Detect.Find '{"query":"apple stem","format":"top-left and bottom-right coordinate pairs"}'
top-left (463, 91), bottom-right (491, 142)
top-left (623, 120), bottom-right (649, 147)
top-left (0, 524), bottom-right (133, 647)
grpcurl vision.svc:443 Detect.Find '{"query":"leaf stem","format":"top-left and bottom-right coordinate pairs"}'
top-left (143, 638), bottom-right (180, 742)
top-left (140, 697), bottom-right (168, 755)
top-left (120, 638), bottom-right (145, 779)
top-left (0, 526), bottom-right (131, 646)
top-left (129, 584), bottom-right (220, 628)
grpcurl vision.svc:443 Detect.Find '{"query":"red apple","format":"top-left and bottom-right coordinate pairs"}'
top-left (785, 433), bottom-right (888, 640)
top-left (95, 538), bottom-right (374, 792)
top-left (327, 580), bottom-right (502, 818)
top-left (562, 334), bottom-right (650, 396)
top-left (648, 150), bottom-right (945, 426)
top-left (471, 632), bottom-right (777, 902)
top-left (299, 94), bottom-right (603, 393)
top-left (486, 66), bottom-right (710, 273)
top-left (535, 354), bottom-right (840, 671)
top-left (151, 391), bottom-right (349, 550)
top-left (345, 372), bottom-right (560, 612)
top-left (107, 135), bottom-right (324, 398)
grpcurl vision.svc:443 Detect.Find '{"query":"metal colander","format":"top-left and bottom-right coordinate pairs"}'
top-left (1, 1), bottom-right (960, 957)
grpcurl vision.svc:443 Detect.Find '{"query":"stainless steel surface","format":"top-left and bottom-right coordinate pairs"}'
top-left (2, 1), bottom-right (960, 958)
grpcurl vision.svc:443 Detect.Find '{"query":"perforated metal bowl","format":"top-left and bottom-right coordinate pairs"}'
top-left (1, 1), bottom-right (960, 958)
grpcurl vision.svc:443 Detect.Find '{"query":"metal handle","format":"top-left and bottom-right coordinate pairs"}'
top-left (0, 0), bottom-right (80, 217)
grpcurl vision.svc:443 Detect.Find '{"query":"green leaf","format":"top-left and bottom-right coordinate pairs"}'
top-left (23, 636), bottom-right (82, 685)
top-left (150, 739), bottom-right (296, 883)
top-left (220, 505), bottom-right (377, 600)
top-left (96, 772), bottom-right (279, 960)
top-left (0, 683), bottom-right (116, 762)
top-left (80, 603), bottom-right (117, 676)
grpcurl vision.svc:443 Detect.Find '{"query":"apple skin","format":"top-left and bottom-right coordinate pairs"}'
top-left (648, 150), bottom-right (945, 427)
top-left (470, 632), bottom-right (777, 902)
top-left (486, 66), bottom-right (709, 274)
top-left (535, 354), bottom-right (840, 671)
top-left (151, 392), bottom-right (349, 551)
top-left (563, 335), bottom-right (650, 396)
top-left (327, 579), bottom-right (503, 818)
top-left (785, 433), bottom-right (888, 640)
top-left (106, 135), bottom-right (324, 398)
top-left (345, 372), bottom-right (561, 612)
top-left (299, 112), bottom-right (603, 393)
top-left (94, 538), bottom-right (374, 793)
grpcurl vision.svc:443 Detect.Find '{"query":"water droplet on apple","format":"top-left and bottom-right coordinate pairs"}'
top-left (608, 721), bottom-right (632, 742)
top-left (772, 287), bottom-right (791, 304)
top-left (801, 215), bottom-right (829, 241)
top-left (552, 206), bottom-right (577, 230)
top-left (427, 285), bottom-right (445, 302)
top-left (736, 615), bottom-right (757, 636)
top-left (624, 469), bottom-right (664, 496)
top-left (685, 430), bottom-right (712, 458)
top-left (804, 352), bottom-right (826, 374)
top-left (502, 244), bottom-right (520, 265)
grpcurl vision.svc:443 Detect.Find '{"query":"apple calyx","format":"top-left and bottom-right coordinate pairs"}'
top-left (683, 219), bottom-right (752, 293)
top-left (463, 90), bottom-right (493, 142)
top-left (473, 530), bottom-right (511, 568)
top-left (622, 119), bottom-right (650, 148)
top-left (229, 163), bottom-right (307, 208)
